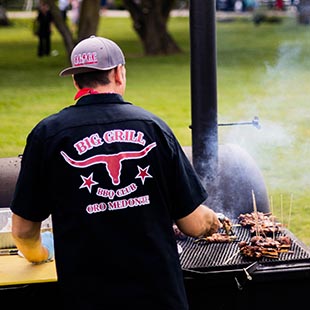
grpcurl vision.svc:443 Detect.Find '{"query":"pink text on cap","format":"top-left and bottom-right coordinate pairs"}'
top-left (73, 52), bottom-right (98, 67)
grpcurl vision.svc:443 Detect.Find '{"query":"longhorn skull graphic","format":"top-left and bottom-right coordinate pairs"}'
top-left (61, 142), bottom-right (157, 186)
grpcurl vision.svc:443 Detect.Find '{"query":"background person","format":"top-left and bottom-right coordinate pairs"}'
top-left (10, 36), bottom-right (221, 310)
top-left (69, 0), bottom-right (80, 34)
top-left (35, 0), bottom-right (53, 57)
top-left (100, 0), bottom-right (108, 14)
top-left (58, 0), bottom-right (71, 21)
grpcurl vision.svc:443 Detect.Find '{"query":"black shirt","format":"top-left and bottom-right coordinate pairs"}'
top-left (37, 9), bottom-right (52, 36)
top-left (11, 93), bottom-right (208, 310)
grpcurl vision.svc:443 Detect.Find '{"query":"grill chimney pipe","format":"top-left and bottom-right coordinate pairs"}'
top-left (190, 0), bottom-right (218, 183)
top-left (188, 1), bottom-right (270, 217)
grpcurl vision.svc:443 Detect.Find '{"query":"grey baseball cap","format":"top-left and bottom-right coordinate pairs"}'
top-left (59, 36), bottom-right (125, 76)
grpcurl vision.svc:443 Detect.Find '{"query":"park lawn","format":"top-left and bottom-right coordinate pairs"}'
top-left (0, 14), bottom-right (309, 246)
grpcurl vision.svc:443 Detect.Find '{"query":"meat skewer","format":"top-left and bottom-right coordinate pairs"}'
top-left (195, 214), bottom-right (238, 243)
top-left (195, 233), bottom-right (237, 243)
top-left (280, 193), bottom-right (284, 226)
top-left (251, 189), bottom-right (259, 237)
top-left (238, 211), bottom-right (282, 237)
top-left (238, 234), bottom-right (292, 260)
top-left (288, 193), bottom-right (293, 230)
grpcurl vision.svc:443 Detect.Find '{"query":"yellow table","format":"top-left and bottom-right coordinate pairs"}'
top-left (0, 254), bottom-right (57, 287)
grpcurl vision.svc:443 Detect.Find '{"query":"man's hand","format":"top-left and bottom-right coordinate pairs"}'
top-left (203, 207), bottom-right (222, 237)
top-left (175, 205), bottom-right (222, 238)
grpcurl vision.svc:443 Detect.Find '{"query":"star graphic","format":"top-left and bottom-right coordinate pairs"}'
top-left (79, 172), bottom-right (98, 193)
top-left (135, 165), bottom-right (152, 185)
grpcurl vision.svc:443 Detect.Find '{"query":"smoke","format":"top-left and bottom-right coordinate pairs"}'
top-left (221, 120), bottom-right (295, 188)
top-left (266, 43), bottom-right (303, 73)
top-left (220, 41), bottom-right (310, 195)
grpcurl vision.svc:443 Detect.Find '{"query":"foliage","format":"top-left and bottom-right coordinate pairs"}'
top-left (0, 0), bottom-right (26, 10)
top-left (0, 15), bottom-right (310, 246)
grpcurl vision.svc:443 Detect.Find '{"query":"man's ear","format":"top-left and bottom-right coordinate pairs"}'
top-left (72, 76), bottom-right (80, 90)
top-left (114, 65), bottom-right (125, 85)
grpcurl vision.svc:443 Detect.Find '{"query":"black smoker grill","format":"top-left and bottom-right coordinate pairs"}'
top-left (179, 224), bottom-right (310, 309)
top-left (1, 1), bottom-right (310, 309)
top-left (186, 1), bottom-right (310, 309)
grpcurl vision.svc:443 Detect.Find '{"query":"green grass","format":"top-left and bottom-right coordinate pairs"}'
top-left (1, 14), bottom-right (310, 246)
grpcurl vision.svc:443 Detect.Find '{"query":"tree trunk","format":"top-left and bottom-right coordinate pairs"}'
top-left (78, 0), bottom-right (101, 42)
top-left (298, 0), bottom-right (310, 24)
top-left (123, 0), bottom-right (182, 55)
top-left (46, 0), bottom-right (101, 61)
top-left (45, 0), bottom-right (75, 59)
top-left (0, 5), bottom-right (10, 26)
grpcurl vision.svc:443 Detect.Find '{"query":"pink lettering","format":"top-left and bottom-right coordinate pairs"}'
top-left (74, 133), bottom-right (103, 155)
top-left (96, 187), bottom-right (115, 199)
top-left (73, 52), bottom-right (98, 66)
top-left (108, 195), bottom-right (150, 210)
top-left (103, 129), bottom-right (146, 145)
top-left (116, 183), bottom-right (137, 197)
top-left (86, 202), bottom-right (107, 214)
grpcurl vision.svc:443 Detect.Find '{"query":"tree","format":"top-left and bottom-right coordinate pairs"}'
top-left (78, 0), bottom-right (101, 40)
top-left (44, 0), bottom-right (101, 60)
top-left (123, 0), bottom-right (182, 55)
top-left (2, 0), bottom-right (181, 59)
top-left (45, 0), bottom-right (74, 59)
top-left (0, 5), bottom-right (9, 26)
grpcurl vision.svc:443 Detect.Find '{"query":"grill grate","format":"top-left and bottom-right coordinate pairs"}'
top-left (178, 224), bottom-right (310, 272)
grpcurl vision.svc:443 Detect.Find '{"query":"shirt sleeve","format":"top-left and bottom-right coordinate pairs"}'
top-left (169, 140), bottom-right (208, 220)
top-left (10, 128), bottom-right (51, 222)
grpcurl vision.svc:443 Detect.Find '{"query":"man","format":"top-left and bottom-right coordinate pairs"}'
top-left (35, 1), bottom-right (53, 57)
top-left (11, 36), bottom-right (221, 310)
top-left (58, 0), bottom-right (71, 21)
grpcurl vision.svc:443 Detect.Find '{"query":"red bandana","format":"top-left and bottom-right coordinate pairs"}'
top-left (74, 88), bottom-right (99, 100)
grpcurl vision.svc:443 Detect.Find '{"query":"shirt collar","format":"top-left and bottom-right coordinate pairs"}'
top-left (75, 93), bottom-right (125, 106)
top-left (74, 88), bottom-right (99, 100)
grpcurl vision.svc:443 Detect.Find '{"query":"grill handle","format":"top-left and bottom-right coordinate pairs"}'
top-left (234, 261), bottom-right (258, 290)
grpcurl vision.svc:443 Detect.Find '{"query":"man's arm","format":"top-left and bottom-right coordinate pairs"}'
top-left (175, 205), bottom-right (221, 238)
top-left (11, 213), bottom-right (50, 263)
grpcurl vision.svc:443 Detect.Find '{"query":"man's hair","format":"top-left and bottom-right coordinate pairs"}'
top-left (73, 69), bottom-right (113, 89)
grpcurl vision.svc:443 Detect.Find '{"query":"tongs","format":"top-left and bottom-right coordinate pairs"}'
top-left (0, 248), bottom-right (18, 256)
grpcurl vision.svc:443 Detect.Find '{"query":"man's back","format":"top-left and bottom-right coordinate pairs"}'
top-left (12, 93), bottom-right (207, 309)
top-left (11, 36), bottom-right (220, 310)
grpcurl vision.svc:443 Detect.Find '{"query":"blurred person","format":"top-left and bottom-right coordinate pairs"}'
top-left (244, 0), bottom-right (258, 10)
top-left (58, 0), bottom-right (71, 21)
top-left (69, 0), bottom-right (80, 33)
top-left (100, 0), bottom-right (108, 14)
top-left (275, 0), bottom-right (284, 10)
top-left (234, 0), bottom-right (243, 12)
top-left (10, 36), bottom-right (221, 310)
top-left (35, 0), bottom-right (53, 57)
